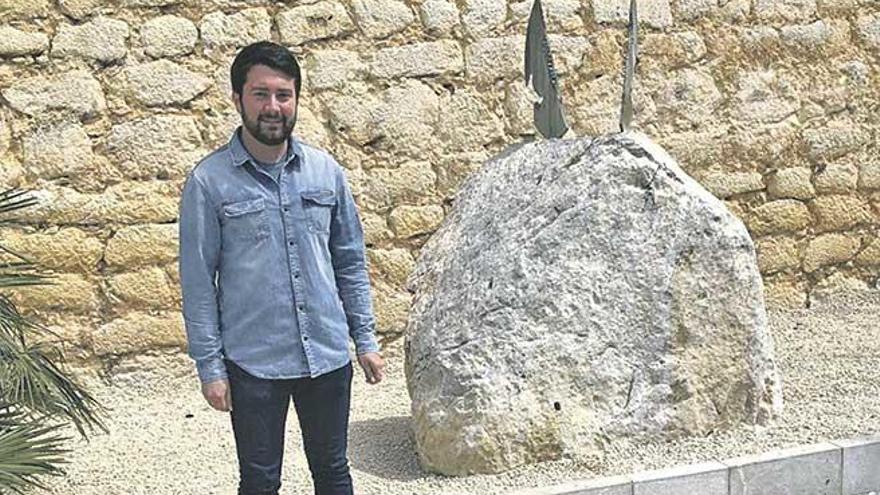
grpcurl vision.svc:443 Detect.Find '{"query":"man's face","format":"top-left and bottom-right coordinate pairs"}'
top-left (234, 64), bottom-right (298, 146)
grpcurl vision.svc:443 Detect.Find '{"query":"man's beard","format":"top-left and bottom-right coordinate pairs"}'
top-left (241, 108), bottom-right (297, 146)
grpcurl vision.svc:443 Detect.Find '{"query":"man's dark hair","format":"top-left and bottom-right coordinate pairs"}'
top-left (230, 41), bottom-right (302, 99)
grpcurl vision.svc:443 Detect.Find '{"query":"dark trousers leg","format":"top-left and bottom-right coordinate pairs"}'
top-left (292, 362), bottom-right (354, 495)
top-left (227, 361), bottom-right (291, 495)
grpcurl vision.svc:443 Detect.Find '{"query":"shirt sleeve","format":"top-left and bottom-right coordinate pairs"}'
top-left (178, 173), bottom-right (227, 383)
top-left (328, 164), bottom-right (380, 355)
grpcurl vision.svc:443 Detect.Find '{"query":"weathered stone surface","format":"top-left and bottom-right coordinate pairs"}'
top-left (437, 90), bottom-right (504, 152)
top-left (466, 36), bottom-right (525, 83)
top-left (368, 248), bottom-right (415, 286)
top-left (435, 151), bottom-right (488, 199)
top-left (533, 0), bottom-right (584, 32)
top-left (22, 121), bottom-right (97, 181)
top-left (389, 205), bottom-right (444, 238)
top-left (763, 275), bottom-right (808, 308)
top-left (817, 0), bottom-right (857, 16)
top-left (58, 0), bottom-right (103, 20)
top-left (855, 238), bottom-right (880, 267)
top-left (371, 40), bottom-right (463, 79)
top-left (419, 0), bottom-right (459, 35)
top-left (755, 0), bottom-right (817, 22)
top-left (351, 0), bottom-right (415, 39)
top-left (653, 69), bottom-right (722, 127)
top-left (141, 15), bottom-right (198, 58)
top-left (701, 171), bottom-right (764, 198)
top-left (815, 164), bottom-right (858, 194)
top-left (674, 0), bottom-right (718, 22)
top-left (105, 224), bottom-right (178, 271)
top-left (200, 9), bottom-right (271, 49)
top-left (361, 211), bottom-right (393, 245)
top-left (0, 27), bottom-right (49, 57)
top-left (810, 195), bottom-right (876, 232)
top-left (373, 80), bottom-right (440, 154)
top-left (307, 49), bottom-right (365, 91)
top-left (118, 60), bottom-right (211, 107)
top-left (833, 435), bottom-right (880, 495)
top-left (642, 31), bottom-right (707, 67)
top-left (325, 84), bottom-right (382, 145)
top-left (547, 35), bottom-right (589, 75)
top-left (503, 82), bottom-right (536, 136)
top-left (633, 462), bottom-right (728, 495)
top-left (781, 20), bottom-right (849, 55)
top-left (733, 70), bottom-right (799, 124)
top-left (11, 273), bottom-right (100, 314)
top-left (860, 162), bottom-right (880, 190)
top-left (122, 0), bottom-right (182, 7)
top-left (803, 233), bottom-right (860, 272)
top-left (91, 312), bottom-right (185, 355)
top-left (727, 443), bottom-right (841, 495)
top-left (3, 70), bottom-right (106, 119)
top-left (803, 121), bottom-right (869, 162)
top-left (767, 167), bottom-right (815, 200)
top-left (277, 1), bottom-right (355, 45)
top-left (107, 267), bottom-right (178, 310)
top-left (294, 105), bottom-right (331, 149)
top-left (0, 228), bottom-right (103, 273)
top-left (856, 14), bottom-right (880, 52)
top-left (405, 134), bottom-right (781, 475)
top-left (52, 16), bottom-right (129, 63)
top-left (0, 0), bottom-right (50, 19)
top-left (747, 200), bottom-right (812, 236)
top-left (461, 0), bottom-right (506, 36)
top-left (592, 0), bottom-right (673, 28)
top-left (756, 236), bottom-right (800, 274)
top-left (364, 162), bottom-right (437, 211)
top-left (373, 279), bottom-right (412, 335)
top-left (106, 115), bottom-right (204, 180)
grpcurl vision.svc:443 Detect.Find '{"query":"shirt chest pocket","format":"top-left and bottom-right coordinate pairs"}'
top-left (300, 189), bottom-right (335, 234)
top-left (222, 198), bottom-right (269, 241)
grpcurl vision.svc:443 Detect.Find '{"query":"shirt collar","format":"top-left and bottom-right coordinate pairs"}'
top-left (228, 126), bottom-right (303, 168)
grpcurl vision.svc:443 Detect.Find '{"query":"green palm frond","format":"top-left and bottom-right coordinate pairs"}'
top-left (0, 403), bottom-right (68, 494)
top-left (0, 189), bottom-right (38, 217)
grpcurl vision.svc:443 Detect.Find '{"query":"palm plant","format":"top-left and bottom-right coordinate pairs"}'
top-left (0, 188), bottom-right (105, 494)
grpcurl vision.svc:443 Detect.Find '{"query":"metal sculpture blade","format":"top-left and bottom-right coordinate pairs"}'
top-left (524, 0), bottom-right (568, 139)
top-left (619, 0), bottom-right (638, 132)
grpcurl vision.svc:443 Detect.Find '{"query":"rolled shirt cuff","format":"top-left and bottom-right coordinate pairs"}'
top-left (354, 333), bottom-right (380, 355)
top-left (196, 357), bottom-right (228, 384)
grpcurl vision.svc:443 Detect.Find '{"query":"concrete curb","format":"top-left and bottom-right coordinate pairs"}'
top-left (508, 434), bottom-right (880, 495)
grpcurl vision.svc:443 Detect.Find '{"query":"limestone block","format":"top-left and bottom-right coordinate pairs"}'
top-left (754, 0), bottom-right (817, 23)
top-left (373, 80), bottom-right (440, 154)
top-left (10, 273), bottom-right (100, 315)
top-left (767, 167), bottom-right (815, 200)
top-left (361, 211), bottom-right (393, 245)
top-left (547, 35), bottom-right (589, 75)
top-left (364, 162), bottom-right (437, 211)
top-left (657, 129), bottom-right (728, 170)
top-left (52, 16), bottom-right (129, 63)
top-left (780, 19), bottom-right (849, 55)
top-left (368, 248), bottom-right (415, 286)
top-left (58, 0), bottom-right (104, 20)
top-left (833, 435), bottom-right (880, 495)
top-left (91, 312), bottom-right (185, 355)
top-left (803, 233), bottom-right (860, 272)
top-left (351, 0), bottom-right (415, 39)
top-left (535, 0), bottom-right (584, 32)
top-left (141, 15), bottom-right (198, 58)
top-left (0, 228), bottom-right (103, 273)
top-left (371, 40), bottom-right (463, 79)
top-left (812, 272), bottom-right (869, 298)
top-left (419, 0), bottom-right (459, 35)
top-left (855, 238), bottom-right (880, 267)
top-left (653, 69), bottom-right (722, 127)
top-left (372, 279), bottom-right (412, 335)
top-left (592, 0), bottom-right (673, 28)
top-left (570, 72), bottom-right (654, 135)
top-left (164, 262), bottom-right (180, 289)
top-left (642, 31), bottom-right (707, 67)
top-left (106, 115), bottom-right (205, 180)
top-left (22, 121), bottom-right (96, 181)
top-left (763, 275), bottom-right (807, 308)
top-left (389, 205), bottom-right (444, 238)
top-left (510, 475), bottom-right (633, 495)
top-left (0, 158), bottom-right (22, 188)
top-left (504, 82), bottom-right (536, 136)
top-left (466, 36), bottom-right (525, 83)
top-left (0, 0), bottom-right (49, 19)
top-left (815, 164), bottom-right (858, 194)
top-left (817, 0), bottom-right (857, 16)
top-left (105, 224), bottom-right (178, 271)
top-left (325, 84), bottom-right (382, 145)
top-left (200, 9), bottom-right (271, 49)
top-left (633, 462), bottom-right (728, 495)
top-left (719, 0), bottom-right (749, 22)
top-left (733, 70), bottom-right (799, 124)
top-left (701, 171), bottom-right (764, 199)
top-left (726, 443), bottom-right (841, 495)
top-left (858, 161), bottom-right (880, 190)
top-left (437, 90), bottom-right (504, 152)
top-left (840, 60), bottom-right (870, 87)
top-left (294, 105), bottom-right (331, 149)
top-left (802, 121), bottom-right (869, 162)
top-left (307, 49), bottom-right (365, 91)
top-left (118, 60), bottom-right (211, 107)
top-left (856, 13), bottom-right (880, 52)
top-left (107, 266), bottom-right (177, 310)
top-left (0, 27), bottom-right (49, 57)
top-left (2, 70), bottom-right (106, 119)
top-left (0, 113), bottom-right (9, 155)
top-left (673, 0), bottom-right (718, 22)
top-left (810, 195), bottom-right (875, 232)
top-left (277, 1), bottom-right (355, 45)
top-left (122, 0), bottom-right (183, 6)
top-left (435, 151), bottom-right (488, 199)
top-left (461, 0), bottom-right (506, 36)
top-left (746, 200), bottom-right (812, 236)
top-left (756, 236), bottom-right (800, 274)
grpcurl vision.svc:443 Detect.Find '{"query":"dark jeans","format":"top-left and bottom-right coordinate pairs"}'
top-left (226, 360), bottom-right (354, 495)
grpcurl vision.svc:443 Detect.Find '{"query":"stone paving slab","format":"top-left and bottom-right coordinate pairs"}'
top-left (510, 475), bottom-right (633, 495)
top-left (832, 434), bottom-right (880, 495)
top-left (725, 442), bottom-right (842, 495)
top-left (632, 461), bottom-right (728, 495)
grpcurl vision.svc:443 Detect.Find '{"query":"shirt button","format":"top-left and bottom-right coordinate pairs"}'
top-left (289, 241), bottom-right (294, 246)
top-left (283, 207), bottom-right (289, 212)
top-left (302, 335), bottom-right (309, 341)
top-left (294, 272), bottom-right (300, 278)
top-left (297, 305), bottom-right (304, 311)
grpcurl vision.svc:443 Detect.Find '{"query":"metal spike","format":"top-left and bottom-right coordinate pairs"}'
top-left (619, 0), bottom-right (638, 132)
top-left (524, 0), bottom-right (569, 139)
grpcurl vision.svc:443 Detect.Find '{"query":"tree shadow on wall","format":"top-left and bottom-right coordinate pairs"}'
top-left (348, 415), bottom-right (426, 482)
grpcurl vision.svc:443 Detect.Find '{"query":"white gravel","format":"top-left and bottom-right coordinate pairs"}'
top-left (40, 289), bottom-right (880, 495)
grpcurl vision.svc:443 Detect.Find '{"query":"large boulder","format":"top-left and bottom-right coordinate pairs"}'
top-left (404, 132), bottom-right (783, 475)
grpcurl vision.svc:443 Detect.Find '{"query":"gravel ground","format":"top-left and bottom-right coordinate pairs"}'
top-left (40, 289), bottom-right (880, 495)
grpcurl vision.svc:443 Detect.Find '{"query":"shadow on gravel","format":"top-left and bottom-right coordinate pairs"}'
top-left (349, 415), bottom-right (426, 482)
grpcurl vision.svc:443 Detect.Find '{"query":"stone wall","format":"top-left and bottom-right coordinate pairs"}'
top-left (0, 0), bottom-right (878, 366)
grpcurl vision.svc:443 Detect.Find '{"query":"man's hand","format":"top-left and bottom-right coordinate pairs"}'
top-left (357, 352), bottom-right (385, 385)
top-left (202, 379), bottom-right (232, 412)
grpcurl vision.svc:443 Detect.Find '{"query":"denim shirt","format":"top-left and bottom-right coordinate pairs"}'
top-left (179, 128), bottom-right (379, 384)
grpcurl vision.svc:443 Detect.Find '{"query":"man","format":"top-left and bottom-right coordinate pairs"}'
top-left (178, 41), bottom-right (385, 495)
